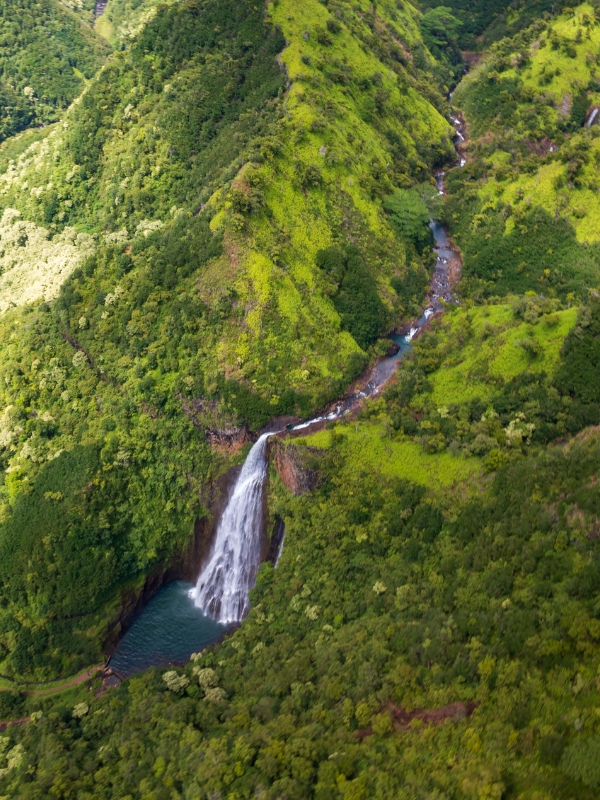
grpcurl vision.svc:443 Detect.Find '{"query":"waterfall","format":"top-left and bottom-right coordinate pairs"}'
top-left (192, 433), bottom-right (273, 624)
top-left (192, 322), bottom-right (423, 626)
top-left (189, 112), bottom-right (466, 625)
top-left (587, 107), bottom-right (599, 127)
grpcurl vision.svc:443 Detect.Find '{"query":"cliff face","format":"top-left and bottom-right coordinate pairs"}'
top-left (270, 440), bottom-right (323, 496)
top-left (103, 464), bottom-right (241, 655)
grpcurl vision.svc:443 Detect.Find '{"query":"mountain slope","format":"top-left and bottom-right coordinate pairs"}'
top-left (0, 0), bottom-right (287, 681)
top-left (3, 392), bottom-right (600, 798)
top-left (444, 3), bottom-right (600, 298)
top-left (3, 2), bottom-right (600, 798)
top-left (0, 0), bottom-right (453, 404)
top-left (0, 0), bottom-right (453, 680)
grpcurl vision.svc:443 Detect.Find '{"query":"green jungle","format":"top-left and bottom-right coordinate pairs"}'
top-left (0, 0), bottom-right (599, 797)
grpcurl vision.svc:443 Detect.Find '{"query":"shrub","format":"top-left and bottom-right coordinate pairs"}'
top-left (554, 301), bottom-right (600, 404)
top-left (332, 246), bottom-right (388, 350)
top-left (162, 671), bottom-right (190, 693)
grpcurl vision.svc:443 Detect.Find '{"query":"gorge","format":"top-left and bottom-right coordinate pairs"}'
top-left (106, 111), bottom-right (467, 676)
top-left (4, 0), bottom-right (600, 796)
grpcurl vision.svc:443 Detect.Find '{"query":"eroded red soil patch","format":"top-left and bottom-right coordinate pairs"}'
top-left (356, 700), bottom-right (478, 741)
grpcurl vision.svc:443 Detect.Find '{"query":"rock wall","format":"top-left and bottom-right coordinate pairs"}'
top-left (103, 465), bottom-right (241, 656)
top-left (270, 440), bottom-right (322, 495)
top-left (179, 395), bottom-right (253, 455)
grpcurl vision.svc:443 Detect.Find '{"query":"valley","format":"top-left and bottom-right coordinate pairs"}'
top-left (106, 113), bottom-right (467, 678)
top-left (0, 0), bottom-right (599, 798)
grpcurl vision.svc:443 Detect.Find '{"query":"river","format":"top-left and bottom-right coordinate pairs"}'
top-left (94, 0), bottom-right (107, 19)
top-left (107, 109), bottom-right (467, 679)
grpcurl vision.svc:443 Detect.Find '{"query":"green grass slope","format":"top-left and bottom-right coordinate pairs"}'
top-left (446, 4), bottom-right (600, 298)
top-left (300, 293), bottom-right (595, 480)
top-left (0, 0), bottom-right (111, 143)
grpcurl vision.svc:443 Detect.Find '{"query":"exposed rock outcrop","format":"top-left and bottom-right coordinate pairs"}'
top-left (356, 700), bottom-right (478, 741)
top-left (270, 440), bottom-right (323, 495)
top-left (179, 395), bottom-right (252, 454)
top-left (266, 516), bottom-right (286, 564)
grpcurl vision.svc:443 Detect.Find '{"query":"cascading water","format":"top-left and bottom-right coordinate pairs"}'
top-left (108, 100), bottom-right (468, 675)
top-left (190, 105), bottom-right (468, 628)
top-left (190, 336), bottom-right (418, 626)
top-left (191, 432), bottom-right (273, 624)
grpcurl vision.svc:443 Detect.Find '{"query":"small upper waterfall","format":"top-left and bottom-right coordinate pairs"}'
top-left (94, 0), bottom-right (108, 18)
top-left (192, 433), bottom-right (273, 624)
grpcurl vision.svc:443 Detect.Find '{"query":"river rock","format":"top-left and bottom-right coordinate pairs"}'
top-left (385, 339), bottom-right (401, 357)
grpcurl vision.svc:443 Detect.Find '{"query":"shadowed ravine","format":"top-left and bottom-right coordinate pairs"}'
top-left (108, 110), bottom-right (467, 676)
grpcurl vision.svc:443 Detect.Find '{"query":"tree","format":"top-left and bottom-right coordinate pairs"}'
top-left (420, 6), bottom-right (461, 54)
top-left (560, 737), bottom-right (600, 787)
top-left (383, 189), bottom-right (433, 253)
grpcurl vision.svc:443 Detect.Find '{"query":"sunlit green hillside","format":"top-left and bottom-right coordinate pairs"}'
top-left (300, 293), bottom-right (593, 484)
top-left (0, 0), bottom-right (453, 407)
top-left (459, 3), bottom-right (600, 244)
top-left (445, 4), bottom-right (600, 299)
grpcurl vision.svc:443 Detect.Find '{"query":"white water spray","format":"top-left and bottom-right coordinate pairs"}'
top-left (191, 402), bottom-right (352, 623)
top-left (192, 432), bottom-right (274, 623)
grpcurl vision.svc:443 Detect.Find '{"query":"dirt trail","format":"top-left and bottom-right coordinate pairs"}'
top-left (356, 700), bottom-right (478, 741)
top-left (24, 665), bottom-right (104, 697)
top-left (0, 716), bottom-right (29, 732)
top-left (0, 664), bottom-right (104, 699)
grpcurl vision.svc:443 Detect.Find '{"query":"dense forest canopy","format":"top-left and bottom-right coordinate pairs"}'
top-left (0, 0), bottom-right (599, 797)
top-left (0, 0), bottom-right (110, 143)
